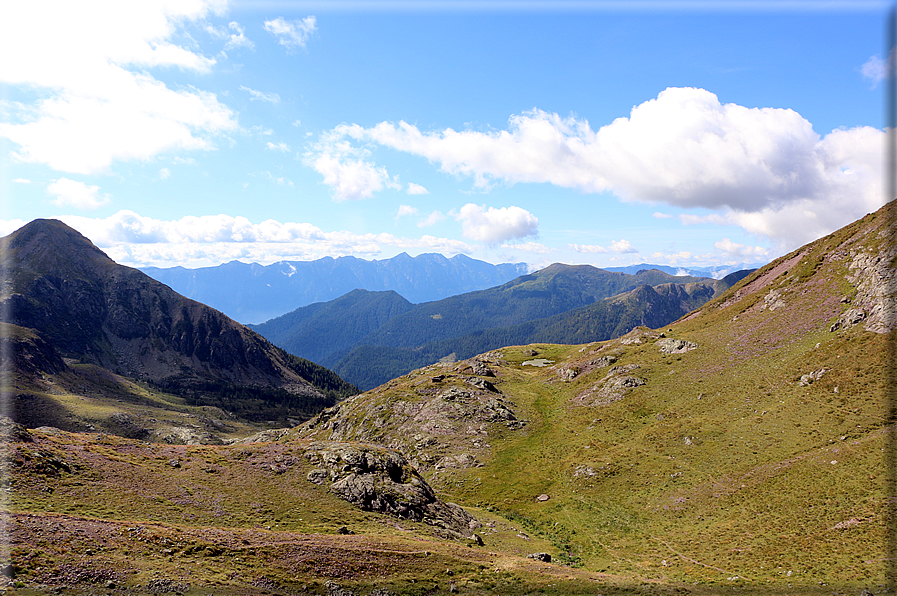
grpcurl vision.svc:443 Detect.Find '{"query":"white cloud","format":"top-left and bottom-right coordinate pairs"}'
top-left (609, 239), bottom-right (637, 254)
top-left (651, 251), bottom-right (694, 264)
top-left (418, 210), bottom-right (445, 228)
top-left (652, 211), bottom-right (672, 219)
top-left (453, 203), bottom-right (538, 245)
top-left (861, 53), bottom-right (891, 88)
top-left (224, 21), bottom-right (253, 51)
top-left (258, 171), bottom-right (293, 187)
top-left (679, 213), bottom-right (730, 226)
top-left (570, 243), bottom-right (608, 254)
top-left (713, 237), bottom-right (769, 259)
top-left (322, 87), bottom-right (883, 251)
top-left (305, 132), bottom-right (399, 201)
top-left (159, 167), bottom-right (171, 179)
top-left (32, 210), bottom-right (475, 268)
top-left (395, 205), bottom-right (418, 219)
top-left (502, 241), bottom-right (551, 254)
top-left (207, 21), bottom-right (254, 52)
top-left (569, 239), bottom-right (636, 254)
top-left (266, 141), bottom-right (290, 152)
top-left (0, 1), bottom-right (237, 175)
top-left (12, 178), bottom-right (30, 183)
top-left (264, 16), bottom-right (317, 52)
top-left (407, 182), bottom-right (429, 195)
top-left (240, 85), bottom-right (280, 103)
top-left (310, 152), bottom-right (395, 201)
top-left (47, 178), bottom-right (111, 210)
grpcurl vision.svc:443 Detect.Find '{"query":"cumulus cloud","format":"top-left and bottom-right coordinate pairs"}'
top-left (861, 53), bottom-right (892, 88)
top-left (418, 210), bottom-right (445, 228)
top-left (12, 178), bottom-right (30, 183)
top-left (570, 244), bottom-right (608, 254)
top-left (453, 203), bottom-right (538, 245)
top-left (47, 178), bottom-right (111, 210)
top-left (713, 237), bottom-right (769, 259)
top-left (609, 239), bottom-right (637, 254)
top-left (241, 85), bottom-right (280, 103)
top-left (321, 87), bottom-right (883, 251)
top-left (651, 251), bottom-right (694, 264)
top-left (570, 239), bottom-right (636, 254)
top-left (0, 1), bottom-right (238, 175)
top-left (207, 21), bottom-right (254, 52)
top-left (264, 16), bottom-right (317, 51)
top-left (652, 211), bottom-right (673, 219)
top-left (36, 211), bottom-right (475, 268)
top-left (407, 182), bottom-right (429, 195)
top-left (266, 141), bottom-right (290, 151)
top-left (395, 205), bottom-right (418, 219)
top-left (502, 241), bottom-right (551, 254)
top-left (305, 131), bottom-right (399, 201)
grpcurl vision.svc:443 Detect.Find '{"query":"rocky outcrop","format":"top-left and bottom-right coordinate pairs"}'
top-left (836, 246), bottom-right (897, 334)
top-left (656, 338), bottom-right (698, 354)
top-left (298, 363), bottom-right (526, 471)
top-left (304, 442), bottom-right (480, 539)
top-left (573, 364), bottom-right (645, 407)
top-left (0, 416), bottom-right (33, 443)
top-left (798, 368), bottom-right (827, 386)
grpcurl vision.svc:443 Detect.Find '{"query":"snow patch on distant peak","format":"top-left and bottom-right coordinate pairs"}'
top-left (281, 262), bottom-right (297, 277)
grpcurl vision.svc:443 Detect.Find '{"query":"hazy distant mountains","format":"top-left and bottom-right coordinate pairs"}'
top-left (250, 265), bottom-right (754, 390)
top-left (142, 253), bottom-right (529, 324)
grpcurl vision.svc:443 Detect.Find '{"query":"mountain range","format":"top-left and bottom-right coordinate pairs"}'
top-left (250, 265), bottom-right (753, 390)
top-left (141, 253), bottom-right (530, 324)
top-left (2, 202), bottom-right (894, 594)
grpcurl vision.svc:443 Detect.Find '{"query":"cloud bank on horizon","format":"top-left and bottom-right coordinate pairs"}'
top-left (0, 0), bottom-right (887, 270)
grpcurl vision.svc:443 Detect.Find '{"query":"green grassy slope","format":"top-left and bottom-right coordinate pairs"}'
top-left (289, 201), bottom-right (897, 591)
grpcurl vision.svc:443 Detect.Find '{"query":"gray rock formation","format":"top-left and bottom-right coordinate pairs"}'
top-left (656, 338), bottom-right (698, 354)
top-left (304, 442), bottom-right (479, 539)
top-left (573, 364), bottom-right (645, 407)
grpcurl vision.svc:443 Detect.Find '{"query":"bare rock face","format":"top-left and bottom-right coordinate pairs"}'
top-left (838, 246), bottom-right (897, 334)
top-left (656, 338), bottom-right (698, 354)
top-left (304, 442), bottom-right (479, 539)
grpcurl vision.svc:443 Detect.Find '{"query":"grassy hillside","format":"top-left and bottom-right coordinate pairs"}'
top-left (4, 203), bottom-right (893, 594)
top-left (287, 201), bottom-right (897, 590)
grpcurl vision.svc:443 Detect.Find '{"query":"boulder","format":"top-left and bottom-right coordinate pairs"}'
top-left (304, 442), bottom-right (479, 539)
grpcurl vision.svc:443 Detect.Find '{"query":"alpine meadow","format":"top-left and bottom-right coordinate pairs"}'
top-left (1, 2), bottom-right (894, 596)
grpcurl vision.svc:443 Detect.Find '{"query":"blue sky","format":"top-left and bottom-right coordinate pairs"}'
top-left (0, 1), bottom-right (890, 272)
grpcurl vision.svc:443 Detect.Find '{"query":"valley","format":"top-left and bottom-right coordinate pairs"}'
top-left (1, 202), bottom-right (895, 594)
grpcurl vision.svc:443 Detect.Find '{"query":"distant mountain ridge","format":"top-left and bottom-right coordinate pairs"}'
top-left (251, 265), bottom-right (753, 389)
top-left (142, 253), bottom-right (530, 324)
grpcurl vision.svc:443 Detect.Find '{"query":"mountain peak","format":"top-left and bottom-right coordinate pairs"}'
top-left (2, 218), bottom-right (114, 278)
